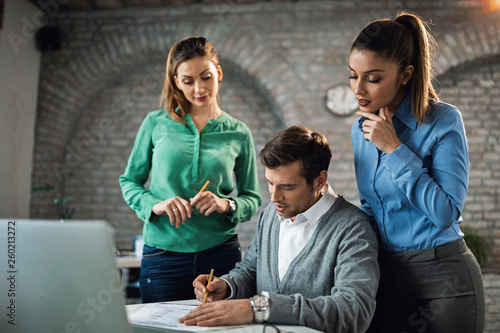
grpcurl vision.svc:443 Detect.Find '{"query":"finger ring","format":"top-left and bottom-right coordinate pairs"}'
top-left (172, 208), bottom-right (178, 212)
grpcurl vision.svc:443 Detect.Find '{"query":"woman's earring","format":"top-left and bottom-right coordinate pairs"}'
top-left (402, 81), bottom-right (407, 86)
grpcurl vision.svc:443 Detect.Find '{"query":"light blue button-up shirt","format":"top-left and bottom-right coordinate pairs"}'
top-left (351, 96), bottom-right (469, 252)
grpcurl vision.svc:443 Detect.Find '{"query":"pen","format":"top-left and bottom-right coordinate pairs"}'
top-left (203, 268), bottom-right (214, 304)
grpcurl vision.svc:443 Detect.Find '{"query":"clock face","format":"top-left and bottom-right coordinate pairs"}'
top-left (325, 83), bottom-right (358, 116)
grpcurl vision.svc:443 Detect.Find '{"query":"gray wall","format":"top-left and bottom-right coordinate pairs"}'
top-left (0, 0), bottom-right (40, 218)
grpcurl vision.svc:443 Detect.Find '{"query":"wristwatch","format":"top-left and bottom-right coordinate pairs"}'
top-left (250, 295), bottom-right (269, 323)
top-left (225, 198), bottom-right (236, 215)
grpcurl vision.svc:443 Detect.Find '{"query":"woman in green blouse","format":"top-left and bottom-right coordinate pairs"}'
top-left (119, 36), bottom-right (262, 302)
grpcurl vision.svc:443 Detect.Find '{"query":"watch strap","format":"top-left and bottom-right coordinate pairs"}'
top-left (225, 198), bottom-right (236, 216)
top-left (254, 309), bottom-right (266, 323)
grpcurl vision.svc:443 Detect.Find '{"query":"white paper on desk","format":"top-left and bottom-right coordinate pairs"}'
top-left (128, 303), bottom-right (208, 331)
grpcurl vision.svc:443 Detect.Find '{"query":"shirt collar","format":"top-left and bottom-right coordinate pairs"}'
top-left (278, 183), bottom-right (337, 226)
top-left (393, 95), bottom-right (418, 131)
top-left (183, 111), bottom-right (228, 133)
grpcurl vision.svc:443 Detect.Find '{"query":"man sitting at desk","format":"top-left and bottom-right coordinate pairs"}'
top-left (180, 125), bottom-right (379, 333)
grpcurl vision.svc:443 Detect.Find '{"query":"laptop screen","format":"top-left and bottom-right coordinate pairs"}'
top-left (0, 219), bottom-right (133, 333)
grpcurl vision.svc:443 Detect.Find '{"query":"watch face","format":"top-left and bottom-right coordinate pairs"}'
top-left (325, 83), bottom-right (358, 116)
top-left (252, 295), bottom-right (268, 307)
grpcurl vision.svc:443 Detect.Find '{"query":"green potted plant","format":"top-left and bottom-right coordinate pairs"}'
top-left (462, 227), bottom-right (490, 268)
top-left (31, 184), bottom-right (75, 221)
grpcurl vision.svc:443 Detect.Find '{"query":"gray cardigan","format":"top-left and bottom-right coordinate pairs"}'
top-left (222, 196), bottom-right (379, 333)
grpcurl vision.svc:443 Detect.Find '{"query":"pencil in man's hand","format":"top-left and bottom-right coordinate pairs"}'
top-left (203, 268), bottom-right (214, 304)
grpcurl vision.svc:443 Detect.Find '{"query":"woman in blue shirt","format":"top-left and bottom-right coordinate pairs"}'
top-left (349, 12), bottom-right (484, 333)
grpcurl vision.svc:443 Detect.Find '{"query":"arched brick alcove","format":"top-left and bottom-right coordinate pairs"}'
top-left (30, 20), bottom-right (302, 248)
top-left (33, 19), bottom-right (309, 165)
top-left (433, 20), bottom-right (500, 77)
top-left (31, 11), bottom-right (500, 258)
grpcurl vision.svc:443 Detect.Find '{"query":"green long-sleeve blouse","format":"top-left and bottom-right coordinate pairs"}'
top-left (119, 110), bottom-right (262, 253)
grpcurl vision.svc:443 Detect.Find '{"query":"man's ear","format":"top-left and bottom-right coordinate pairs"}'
top-left (314, 170), bottom-right (328, 191)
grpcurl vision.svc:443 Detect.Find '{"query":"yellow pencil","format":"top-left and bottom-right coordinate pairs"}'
top-left (198, 180), bottom-right (210, 194)
top-left (191, 180), bottom-right (210, 207)
top-left (203, 268), bottom-right (214, 304)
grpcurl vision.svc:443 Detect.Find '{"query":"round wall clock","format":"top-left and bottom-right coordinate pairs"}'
top-left (325, 83), bottom-right (358, 116)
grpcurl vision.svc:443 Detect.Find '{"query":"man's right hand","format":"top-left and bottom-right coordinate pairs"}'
top-left (193, 274), bottom-right (229, 303)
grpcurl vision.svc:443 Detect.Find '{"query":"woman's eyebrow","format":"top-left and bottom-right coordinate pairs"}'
top-left (180, 68), bottom-right (211, 79)
top-left (348, 65), bottom-right (385, 74)
top-left (199, 68), bottom-right (210, 76)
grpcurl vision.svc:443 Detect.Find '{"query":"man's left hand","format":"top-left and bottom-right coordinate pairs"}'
top-left (179, 299), bottom-right (254, 327)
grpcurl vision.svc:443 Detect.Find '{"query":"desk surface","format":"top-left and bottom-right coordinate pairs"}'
top-left (126, 300), bottom-right (322, 333)
top-left (116, 254), bottom-right (142, 268)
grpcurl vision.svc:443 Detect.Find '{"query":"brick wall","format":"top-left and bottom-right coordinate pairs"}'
top-left (484, 273), bottom-right (500, 332)
top-left (30, 0), bottom-right (500, 260)
top-left (440, 62), bottom-right (500, 269)
top-left (29, 2), bottom-right (500, 330)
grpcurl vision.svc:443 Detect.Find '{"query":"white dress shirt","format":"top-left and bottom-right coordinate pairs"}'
top-left (277, 183), bottom-right (337, 280)
top-left (223, 184), bottom-right (337, 312)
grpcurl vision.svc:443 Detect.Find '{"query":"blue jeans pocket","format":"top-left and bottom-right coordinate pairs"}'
top-left (142, 244), bottom-right (167, 258)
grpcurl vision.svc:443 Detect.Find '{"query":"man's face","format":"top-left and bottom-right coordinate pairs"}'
top-left (265, 161), bottom-right (320, 221)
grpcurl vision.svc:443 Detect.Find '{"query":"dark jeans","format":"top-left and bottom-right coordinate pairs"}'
top-left (139, 235), bottom-right (241, 303)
